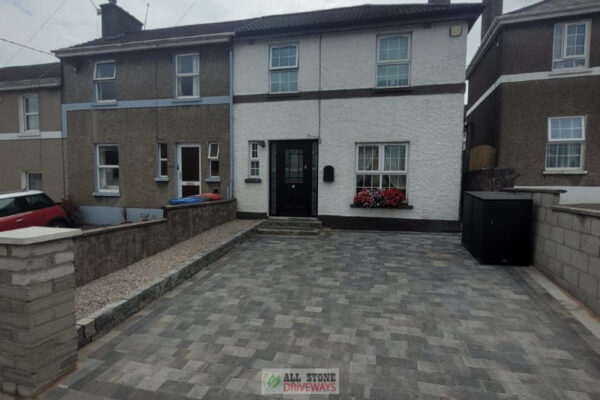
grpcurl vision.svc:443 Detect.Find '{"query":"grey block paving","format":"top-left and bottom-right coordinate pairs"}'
top-left (42, 231), bottom-right (600, 399)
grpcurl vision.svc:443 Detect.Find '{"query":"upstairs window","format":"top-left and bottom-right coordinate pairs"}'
top-left (270, 44), bottom-right (298, 93)
top-left (22, 95), bottom-right (39, 132)
top-left (546, 117), bottom-right (585, 170)
top-left (376, 35), bottom-right (410, 88)
top-left (553, 21), bottom-right (589, 70)
top-left (176, 54), bottom-right (199, 98)
top-left (94, 61), bottom-right (116, 102)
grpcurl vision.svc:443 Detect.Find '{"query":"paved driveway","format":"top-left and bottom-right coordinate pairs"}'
top-left (43, 232), bottom-right (600, 399)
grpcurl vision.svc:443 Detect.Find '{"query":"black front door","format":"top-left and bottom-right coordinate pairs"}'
top-left (270, 141), bottom-right (315, 217)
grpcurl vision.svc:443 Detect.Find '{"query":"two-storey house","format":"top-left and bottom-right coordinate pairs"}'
top-left (465, 0), bottom-right (600, 202)
top-left (53, 0), bottom-right (248, 224)
top-left (233, 2), bottom-right (481, 230)
top-left (0, 63), bottom-right (65, 201)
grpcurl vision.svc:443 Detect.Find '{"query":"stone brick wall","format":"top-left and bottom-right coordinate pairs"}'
top-left (0, 228), bottom-right (80, 398)
top-left (511, 189), bottom-right (600, 315)
top-left (74, 200), bottom-right (237, 286)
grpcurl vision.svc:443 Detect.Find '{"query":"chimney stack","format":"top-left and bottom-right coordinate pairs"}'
top-left (481, 0), bottom-right (503, 40)
top-left (428, 0), bottom-right (451, 4)
top-left (100, 0), bottom-right (143, 38)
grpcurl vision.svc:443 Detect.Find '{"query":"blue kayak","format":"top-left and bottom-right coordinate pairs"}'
top-left (168, 196), bottom-right (207, 205)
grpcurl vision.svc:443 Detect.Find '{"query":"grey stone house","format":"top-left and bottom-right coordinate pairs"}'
top-left (53, 1), bottom-right (249, 224)
top-left (0, 63), bottom-right (65, 201)
top-left (465, 0), bottom-right (600, 202)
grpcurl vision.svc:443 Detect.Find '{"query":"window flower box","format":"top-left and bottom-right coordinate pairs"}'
top-left (352, 188), bottom-right (411, 209)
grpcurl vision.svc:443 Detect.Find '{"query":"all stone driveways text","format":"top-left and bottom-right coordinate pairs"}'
top-left (43, 231), bottom-right (600, 399)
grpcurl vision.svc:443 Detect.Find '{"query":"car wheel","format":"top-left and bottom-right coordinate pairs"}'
top-left (48, 219), bottom-right (69, 228)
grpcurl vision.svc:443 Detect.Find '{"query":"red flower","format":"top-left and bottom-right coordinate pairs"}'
top-left (382, 188), bottom-right (406, 207)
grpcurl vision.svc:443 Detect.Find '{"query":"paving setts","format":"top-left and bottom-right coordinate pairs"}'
top-left (75, 219), bottom-right (260, 319)
top-left (45, 231), bottom-right (600, 399)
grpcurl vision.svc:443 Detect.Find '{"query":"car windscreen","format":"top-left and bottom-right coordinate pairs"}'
top-left (26, 194), bottom-right (55, 211)
top-left (0, 197), bottom-right (29, 217)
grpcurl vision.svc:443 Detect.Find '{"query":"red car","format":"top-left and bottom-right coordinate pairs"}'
top-left (0, 191), bottom-right (69, 232)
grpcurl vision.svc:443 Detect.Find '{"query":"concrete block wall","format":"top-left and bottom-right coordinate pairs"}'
top-left (518, 190), bottom-right (600, 316)
top-left (74, 200), bottom-right (237, 286)
top-left (0, 228), bottom-right (81, 398)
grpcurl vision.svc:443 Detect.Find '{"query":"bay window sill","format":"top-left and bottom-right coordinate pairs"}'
top-left (549, 67), bottom-right (592, 76)
top-left (93, 191), bottom-right (120, 197)
top-left (205, 177), bottom-right (221, 183)
top-left (350, 204), bottom-right (413, 209)
top-left (92, 101), bottom-right (117, 108)
top-left (543, 169), bottom-right (588, 175)
top-left (245, 178), bottom-right (262, 183)
top-left (154, 177), bottom-right (169, 182)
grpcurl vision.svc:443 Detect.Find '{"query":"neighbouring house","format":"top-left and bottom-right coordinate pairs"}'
top-left (53, 0), bottom-right (249, 224)
top-left (0, 63), bottom-right (66, 201)
top-left (232, 1), bottom-right (482, 230)
top-left (465, 0), bottom-right (600, 204)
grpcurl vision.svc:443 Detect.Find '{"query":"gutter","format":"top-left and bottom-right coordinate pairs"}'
top-left (53, 32), bottom-right (235, 58)
top-left (0, 77), bottom-right (61, 92)
top-left (467, 5), bottom-right (600, 78)
top-left (229, 44), bottom-right (234, 201)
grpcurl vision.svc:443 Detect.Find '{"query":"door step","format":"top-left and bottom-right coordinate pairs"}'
top-left (257, 217), bottom-right (322, 236)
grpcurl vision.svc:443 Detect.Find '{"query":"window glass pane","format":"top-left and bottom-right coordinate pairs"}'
top-left (356, 174), bottom-right (380, 191)
top-left (27, 173), bottom-right (43, 190)
top-left (377, 64), bottom-right (409, 87)
top-left (26, 115), bottom-right (39, 131)
top-left (271, 46), bottom-right (297, 68)
top-left (177, 55), bottom-right (198, 74)
top-left (95, 62), bottom-right (115, 79)
top-left (160, 143), bottom-right (167, 158)
top-left (546, 143), bottom-right (582, 169)
top-left (250, 160), bottom-right (260, 176)
top-left (553, 25), bottom-right (564, 59)
top-left (270, 70), bottom-right (298, 92)
top-left (178, 76), bottom-right (198, 97)
top-left (566, 24), bottom-right (586, 56)
top-left (384, 145), bottom-right (406, 171)
top-left (97, 80), bottom-right (116, 101)
top-left (550, 118), bottom-right (583, 140)
top-left (358, 146), bottom-right (379, 171)
top-left (99, 146), bottom-right (119, 166)
top-left (379, 36), bottom-right (409, 61)
top-left (210, 160), bottom-right (220, 177)
top-left (382, 174), bottom-right (407, 189)
top-left (284, 148), bottom-right (303, 184)
top-left (25, 96), bottom-right (39, 114)
top-left (99, 168), bottom-right (119, 190)
top-left (209, 143), bottom-right (219, 158)
top-left (251, 143), bottom-right (258, 159)
top-left (160, 160), bottom-right (168, 177)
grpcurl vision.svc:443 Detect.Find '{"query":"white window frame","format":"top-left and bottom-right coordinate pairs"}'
top-left (21, 95), bottom-right (40, 133)
top-left (355, 143), bottom-right (409, 194)
top-left (96, 144), bottom-right (120, 194)
top-left (208, 142), bottom-right (220, 178)
top-left (157, 143), bottom-right (168, 179)
top-left (94, 60), bottom-right (116, 102)
top-left (175, 53), bottom-right (200, 99)
top-left (269, 43), bottom-right (299, 93)
top-left (249, 142), bottom-right (260, 177)
top-left (552, 20), bottom-right (591, 71)
top-left (376, 34), bottom-right (411, 88)
top-left (545, 116), bottom-right (586, 171)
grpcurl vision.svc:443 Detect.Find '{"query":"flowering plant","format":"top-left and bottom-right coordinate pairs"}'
top-left (354, 188), bottom-right (406, 208)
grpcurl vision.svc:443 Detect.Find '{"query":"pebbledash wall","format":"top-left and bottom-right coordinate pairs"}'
top-left (233, 22), bottom-right (468, 229)
top-left (509, 188), bottom-right (600, 316)
top-left (73, 199), bottom-right (236, 286)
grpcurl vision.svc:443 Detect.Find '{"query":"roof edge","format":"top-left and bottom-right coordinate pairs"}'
top-left (53, 32), bottom-right (235, 58)
top-left (0, 77), bottom-right (61, 92)
top-left (467, 3), bottom-right (600, 78)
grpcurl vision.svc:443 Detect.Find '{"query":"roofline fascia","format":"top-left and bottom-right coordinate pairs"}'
top-left (235, 11), bottom-right (482, 41)
top-left (0, 77), bottom-right (61, 92)
top-left (52, 32), bottom-right (235, 58)
top-left (467, 5), bottom-right (600, 77)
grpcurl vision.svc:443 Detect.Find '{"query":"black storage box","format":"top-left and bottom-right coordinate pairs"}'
top-left (462, 191), bottom-right (532, 266)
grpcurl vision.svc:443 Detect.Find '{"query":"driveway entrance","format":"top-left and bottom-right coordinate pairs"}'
top-left (43, 232), bottom-right (600, 399)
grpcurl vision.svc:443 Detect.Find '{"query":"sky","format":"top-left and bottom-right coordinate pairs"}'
top-left (0, 0), bottom-right (542, 68)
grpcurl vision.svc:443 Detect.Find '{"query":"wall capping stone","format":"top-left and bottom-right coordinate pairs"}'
top-left (80, 218), bottom-right (168, 238)
top-left (0, 227), bottom-right (82, 245)
top-left (553, 205), bottom-right (600, 219)
top-left (502, 188), bottom-right (566, 195)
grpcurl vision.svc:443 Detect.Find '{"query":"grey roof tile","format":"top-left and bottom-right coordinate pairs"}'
top-left (0, 62), bottom-right (61, 83)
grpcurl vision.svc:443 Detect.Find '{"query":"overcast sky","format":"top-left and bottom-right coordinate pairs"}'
top-left (0, 0), bottom-right (542, 68)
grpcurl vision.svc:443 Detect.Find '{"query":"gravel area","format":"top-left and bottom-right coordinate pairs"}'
top-left (75, 219), bottom-right (261, 320)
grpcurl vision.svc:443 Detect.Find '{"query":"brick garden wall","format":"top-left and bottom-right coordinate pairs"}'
top-left (73, 200), bottom-right (237, 286)
top-left (511, 189), bottom-right (600, 315)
